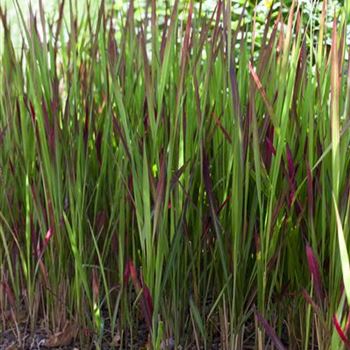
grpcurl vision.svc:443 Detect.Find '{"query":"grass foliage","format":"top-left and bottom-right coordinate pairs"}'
top-left (1, 0), bottom-right (350, 348)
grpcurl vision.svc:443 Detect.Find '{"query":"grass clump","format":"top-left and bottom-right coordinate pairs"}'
top-left (1, 0), bottom-right (350, 349)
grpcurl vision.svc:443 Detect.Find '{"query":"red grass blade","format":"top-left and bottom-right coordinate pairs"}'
top-left (305, 243), bottom-right (323, 302)
top-left (255, 309), bottom-right (286, 350)
top-left (264, 124), bottom-right (276, 169)
top-left (140, 275), bottom-right (153, 331)
top-left (333, 315), bottom-right (350, 349)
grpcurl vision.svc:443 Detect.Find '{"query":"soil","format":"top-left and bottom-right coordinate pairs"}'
top-left (0, 309), bottom-right (286, 349)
